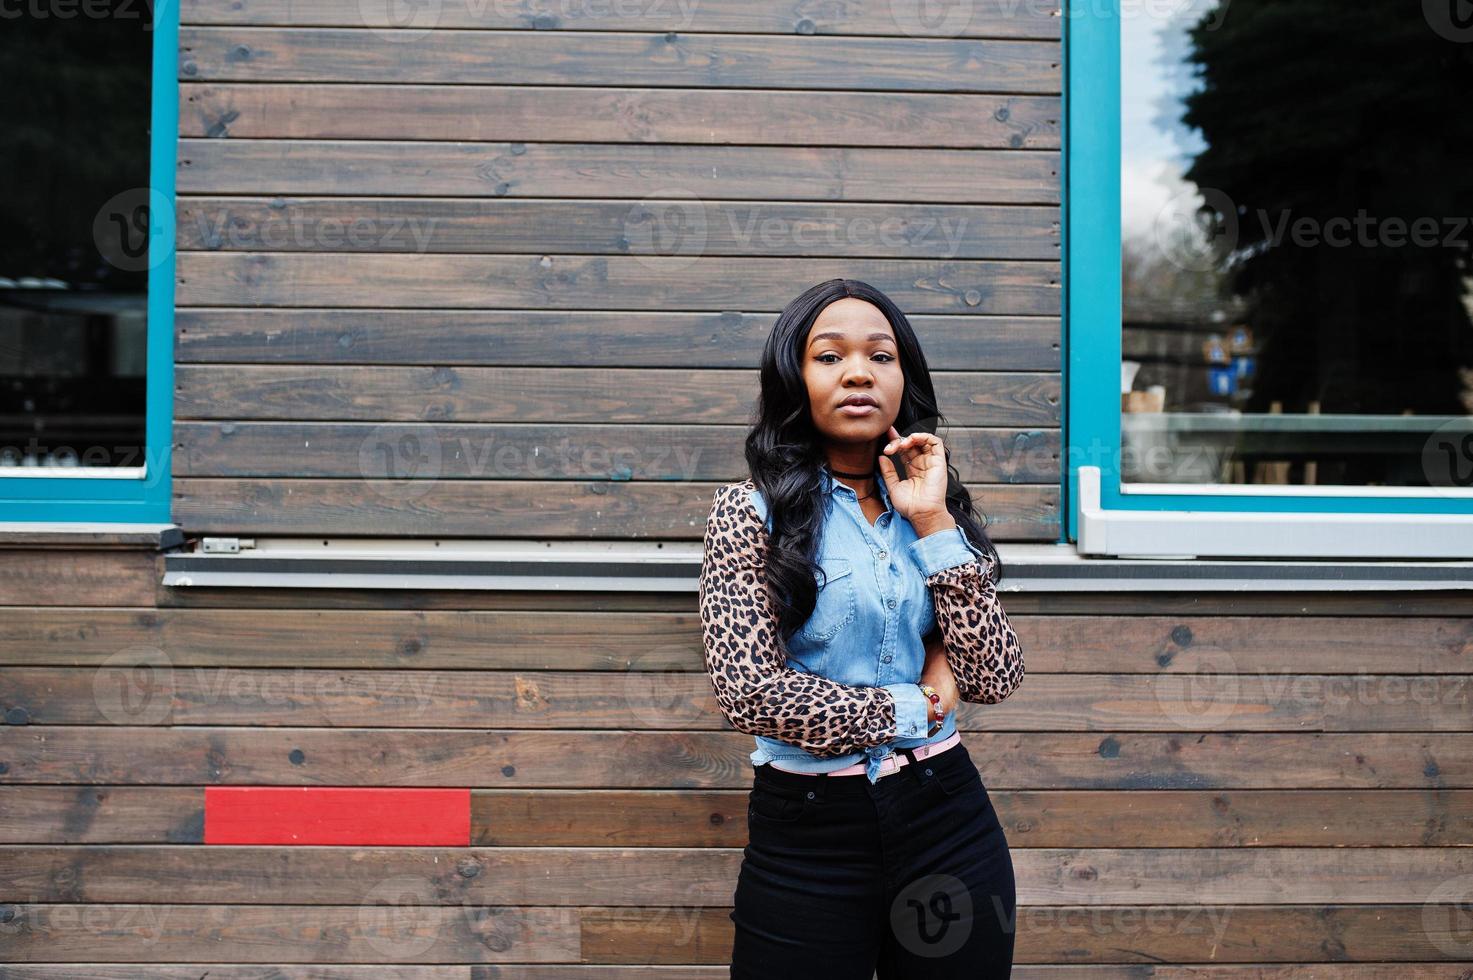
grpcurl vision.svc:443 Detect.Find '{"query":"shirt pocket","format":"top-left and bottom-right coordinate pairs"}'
top-left (798, 557), bottom-right (857, 644)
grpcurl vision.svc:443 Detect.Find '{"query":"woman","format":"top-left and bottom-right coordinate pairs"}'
top-left (697, 278), bottom-right (1026, 979)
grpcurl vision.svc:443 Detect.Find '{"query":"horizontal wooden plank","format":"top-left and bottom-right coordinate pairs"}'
top-left (3, 729), bottom-right (1470, 788)
top-left (173, 367), bottom-right (1060, 425)
top-left (174, 198), bottom-right (1060, 260)
top-left (0, 903), bottom-right (1466, 963)
top-left (3, 611), bottom-right (1466, 674)
top-left (173, 423), bottom-right (1060, 483)
top-left (180, 84), bottom-right (1060, 147)
top-left (176, 141), bottom-right (1061, 204)
top-left (0, 968), bottom-right (1464, 980)
top-left (0, 969), bottom-right (484, 979)
top-left (0, 607), bottom-right (708, 669)
top-left (0, 552), bottom-right (158, 607)
top-left (6, 968), bottom-right (1462, 980)
top-left (0, 964), bottom-right (1469, 979)
top-left (174, 253), bottom-right (1060, 313)
top-left (0, 786), bottom-right (207, 844)
top-left (138, 590), bottom-right (1473, 615)
top-left (3, 845), bottom-right (1470, 905)
top-left (0, 903), bottom-right (578, 962)
top-left (168, 479), bottom-right (1059, 538)
top-left (478, 787), bottom-right (1473, 848)
top-left (179, 0), bottom-right (1063, 39)
top-left (0, 845), bottom-right (734, 905)
top-left (179, 28), bottom-right (1060, 93)
top-left (4, 785), bottom-right (1469, 849)
top-left (174, 309), bottom-right (1061, 369)
top-left (5, 668), bottom-right (1468, 732)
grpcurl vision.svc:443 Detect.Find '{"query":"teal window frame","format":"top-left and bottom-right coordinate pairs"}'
top-left (1062, 0), bottom-right (1472, 543)
top-left (1, 0), bottom-right (176, 523)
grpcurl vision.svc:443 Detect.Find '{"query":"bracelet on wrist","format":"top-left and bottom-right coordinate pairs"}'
top-left (918, 683), bottom-right (945, 735)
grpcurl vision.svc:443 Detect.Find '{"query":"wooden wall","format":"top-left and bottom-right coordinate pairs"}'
top-left (4, 1), bottom-right (1471, 976)
top-left (2, 544), bottom-right (1472, 973)
top-left (169, 0), bottom-right (1064, 541)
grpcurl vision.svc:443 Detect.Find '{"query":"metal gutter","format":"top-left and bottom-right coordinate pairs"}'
top-left (160, 538), bottom-right (1473, 592)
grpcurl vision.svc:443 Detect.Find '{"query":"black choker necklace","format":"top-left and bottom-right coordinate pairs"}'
top-left (827, 466), bottom-right (876, 478)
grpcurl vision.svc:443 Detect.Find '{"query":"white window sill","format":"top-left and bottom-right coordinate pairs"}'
top-left (1079, 466), bottom-right (1473, 562)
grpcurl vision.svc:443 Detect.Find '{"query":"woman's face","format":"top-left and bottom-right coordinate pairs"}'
top-left (801, 298), bottom-right (904, 455)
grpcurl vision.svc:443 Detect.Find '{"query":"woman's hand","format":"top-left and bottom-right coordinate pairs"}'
top-left (877, 424), bottom-right (955, 533)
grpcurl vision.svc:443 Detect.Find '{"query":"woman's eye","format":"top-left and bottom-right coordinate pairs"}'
top-left (818, 353), bottom-right (894, 363)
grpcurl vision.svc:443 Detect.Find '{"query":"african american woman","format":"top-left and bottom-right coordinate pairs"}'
top-left (698, 277), bottom-right (1026, 978)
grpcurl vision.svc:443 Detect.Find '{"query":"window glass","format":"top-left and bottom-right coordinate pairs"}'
top-left (1120, 0), bottom-right (1473, 488)
top-left (1, 0), bottom-right (153, 472)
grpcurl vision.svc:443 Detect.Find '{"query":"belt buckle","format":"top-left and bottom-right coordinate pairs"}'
top-left (875, 753), bottom-right (905, 780)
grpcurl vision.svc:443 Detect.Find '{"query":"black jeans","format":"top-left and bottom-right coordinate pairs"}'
top-left (730, 740), bottom-right (1016, 978)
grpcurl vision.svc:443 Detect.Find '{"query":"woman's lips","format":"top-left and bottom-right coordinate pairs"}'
top-left (837, 404), bottom-right (879, 416)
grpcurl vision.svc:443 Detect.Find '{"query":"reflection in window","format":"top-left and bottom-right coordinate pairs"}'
top-left (0, 0), bottom-right (152, 472)
top-left (1121, 0), bottom-right (1473, 488)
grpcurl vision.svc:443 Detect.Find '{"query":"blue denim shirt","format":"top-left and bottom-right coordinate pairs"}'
top-left (745, 467), bottom-right (992, 783)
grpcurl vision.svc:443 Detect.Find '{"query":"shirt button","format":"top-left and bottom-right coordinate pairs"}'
top-left (877, 550), bottom-right (888, 560)
top-left (887, 597), bottom-right (897, 609)
top-left (881, 654), bottom-right (891, 662)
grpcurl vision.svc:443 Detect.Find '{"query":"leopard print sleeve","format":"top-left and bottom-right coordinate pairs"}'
top-left (697, 481), bottom-right (902, 758)
top-left (926, 555), bottom-right (1025, 704)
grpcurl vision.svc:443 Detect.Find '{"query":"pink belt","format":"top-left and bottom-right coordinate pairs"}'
top-left (770, 729), bottom-right (962, 778)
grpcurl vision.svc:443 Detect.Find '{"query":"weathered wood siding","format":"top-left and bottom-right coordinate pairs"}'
top-left (169, 0), bottom-right (1064, 541)
top-left (5, 1), bottom-right (1470, 977)
top-left (2, 544), bottom-right (1472, 972)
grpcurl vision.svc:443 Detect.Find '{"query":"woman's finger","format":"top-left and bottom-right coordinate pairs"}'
top-left (902, 432), bottom-right (942, 467)
top-left (883, 431), bottom-right (945, 473)
top-left (877, 450), bottom-right (899, 485)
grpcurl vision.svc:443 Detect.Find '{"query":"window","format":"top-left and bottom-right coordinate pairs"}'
top-left (0, 0), bottom-right (175, 522)
top-left (1065, 0), bottom-right (1473, 557)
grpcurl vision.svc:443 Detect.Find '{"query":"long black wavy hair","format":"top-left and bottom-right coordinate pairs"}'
top-left (743, 278), bottom-right (1003, 646)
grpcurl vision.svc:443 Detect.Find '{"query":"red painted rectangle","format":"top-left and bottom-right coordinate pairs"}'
top-left (205, 787), bottom-right (471, 845)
